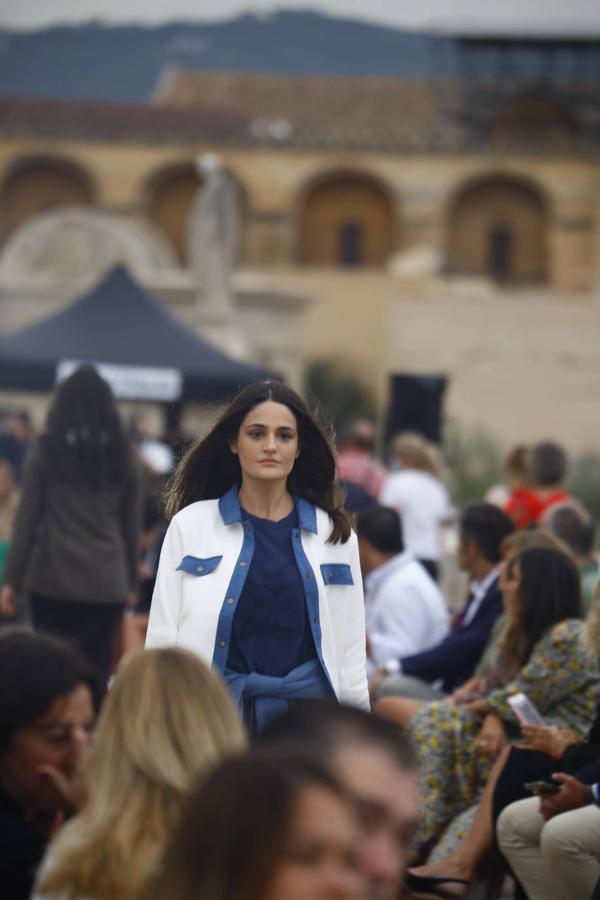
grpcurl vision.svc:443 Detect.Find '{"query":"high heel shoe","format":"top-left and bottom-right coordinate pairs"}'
top-left (404, 871), bottom-right (470, 899)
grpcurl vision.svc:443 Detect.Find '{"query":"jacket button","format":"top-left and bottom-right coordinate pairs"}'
top-left (226, 598), bottom-right (235, 605)
top-left (313, 616), bottom-right (318, 624)
top-left (218, 641), bottom-right (226, 648)
top-left (328, 573), bottom-right (334, 581)
top-left (196, 565), bottom-right (204, 573)
top-left (239, 561), bottom-right (247, 567)
top-left (305, 572), bottom-right (311, 579)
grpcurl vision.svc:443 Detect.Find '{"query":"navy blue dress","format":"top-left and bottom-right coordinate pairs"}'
top-left (227, 507), bottom-right (315, 678)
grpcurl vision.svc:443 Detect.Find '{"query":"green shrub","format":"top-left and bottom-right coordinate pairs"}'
top-left (303, 358), bottom-right (377, 440)
top-left (443, 422), bottom-right (503, 506)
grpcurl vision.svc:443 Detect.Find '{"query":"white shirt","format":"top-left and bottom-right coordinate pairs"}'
top-left (380, 470), bottom-right (451, 561)
top-left (364, 551), bottom-right (450, 674)
top-left (462, 569), bottom-right (500, 627)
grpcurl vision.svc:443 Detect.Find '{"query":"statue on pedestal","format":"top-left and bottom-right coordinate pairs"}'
top-left (187, 154), bottom-right (239, 316)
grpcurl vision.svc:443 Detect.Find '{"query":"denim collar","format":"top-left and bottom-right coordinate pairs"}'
top-left (218, 484), bottom-right (318, 534)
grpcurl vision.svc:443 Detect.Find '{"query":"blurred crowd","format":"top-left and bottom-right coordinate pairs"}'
top-left (1, 373), bottom-right (600, 900)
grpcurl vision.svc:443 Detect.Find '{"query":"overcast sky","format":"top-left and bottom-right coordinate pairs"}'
top-left (1, 0), bottom-right (600, 32)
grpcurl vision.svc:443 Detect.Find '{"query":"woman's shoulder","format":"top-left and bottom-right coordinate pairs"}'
top-left (541, 618), bottom-right (585, 654)
top-left (172, 497), bottom-right (221, 527)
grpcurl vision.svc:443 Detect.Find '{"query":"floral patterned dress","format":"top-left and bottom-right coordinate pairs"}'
top-left (409, 619), bottom-right (600, 856)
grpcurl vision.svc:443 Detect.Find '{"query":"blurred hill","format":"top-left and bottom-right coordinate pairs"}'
top-left (0, 11), bottom-right (455, 102)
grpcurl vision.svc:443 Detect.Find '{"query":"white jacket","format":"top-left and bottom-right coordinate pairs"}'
top-left (146, 487), bottom-right (369, 710)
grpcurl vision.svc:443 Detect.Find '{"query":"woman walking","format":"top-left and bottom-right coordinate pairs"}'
top-left (146, 380), bottom-right (369, 733)
top-left (0, 366), bottom-right (142, 682)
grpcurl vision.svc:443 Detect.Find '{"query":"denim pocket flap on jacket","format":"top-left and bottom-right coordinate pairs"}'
top-left (176, 555), bottom-right (223, 576)
top-left (320, 563), bottom-right (354, 586)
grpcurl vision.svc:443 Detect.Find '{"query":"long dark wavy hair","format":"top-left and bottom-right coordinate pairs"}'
top-left (165, 380), bottom-right (351, 543)
top-left (41, 365), bottom-right (131, 488)
top-left (500, 546), bottom-right (582, 674)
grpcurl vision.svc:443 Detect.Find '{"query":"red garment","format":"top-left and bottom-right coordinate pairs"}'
top-left (505, 487), bottom-right (570, 529)
top-left (338, 448), bottom-right (387, 500)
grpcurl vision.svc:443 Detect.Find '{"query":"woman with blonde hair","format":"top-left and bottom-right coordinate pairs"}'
top-left (380, 432), bottom-right (450, 581)
top-left (33, 648), bottom-right (246, 900)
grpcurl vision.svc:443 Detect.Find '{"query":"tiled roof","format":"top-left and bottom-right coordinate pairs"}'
top-left (0, 96), bottom-right (250, 145)
top-left (0, 72), bottom-right (599, 155)
top-left (154, 71), bottom-right (447, 151)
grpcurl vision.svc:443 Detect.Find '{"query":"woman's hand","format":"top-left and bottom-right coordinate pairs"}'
top-left (538, 773), bottom-right (593, 820)
top-left (452, 676), bottom-right (487, 704)
top-left (0, 584), bottom-right (16, 617)
top-left (519, 725), bottom-right (581, 759)
top-left (466, 698), bottom-right (490, 715)
top-left (475, 713), bottom-right (507, 760)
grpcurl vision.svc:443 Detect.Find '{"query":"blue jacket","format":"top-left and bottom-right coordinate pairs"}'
top-left (400, 574), bottom-right (503, 693)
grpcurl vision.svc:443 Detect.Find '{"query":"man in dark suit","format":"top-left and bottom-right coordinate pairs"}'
top-left (371, 502), bottom-right (514, 701)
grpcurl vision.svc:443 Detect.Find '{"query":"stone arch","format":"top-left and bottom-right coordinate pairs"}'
top-left (144, 162), bottom-right (201, 264)
top-left (297, 170), bottom-right (396, 268)
top-left (0, 155), bottom-right (96, 244)
top-left (447, 174), bottom-right (549, 284)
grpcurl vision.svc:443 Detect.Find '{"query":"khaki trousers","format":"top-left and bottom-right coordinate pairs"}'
top-left (497, 796), bottom-right (600, 900)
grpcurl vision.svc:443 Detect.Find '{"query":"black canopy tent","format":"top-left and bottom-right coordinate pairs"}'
top-left (0, 266), bottom-right (273, 401)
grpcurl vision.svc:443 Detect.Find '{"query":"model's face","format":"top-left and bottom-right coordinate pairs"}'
top-left (334, 745), bottom-right (419, 900)
top-left (2, 683), bottom-right (94, 812)
top-left (501, 558), bottom-right (522, 621)
top-left (231, 401), bottom-right (299, 486)
top-left (264, 785), bottom-right (365, 900)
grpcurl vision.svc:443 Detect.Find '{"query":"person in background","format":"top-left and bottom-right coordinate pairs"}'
top-left (542, 499), bottom-right (600, 613)
top-left (486, 445), bottom-right (529, 512)
top-left (121, 495), bottom-right (167, 654)
top-left (0, 631), bottom-right (101, 900)
top-left (0, 459), bottom-right (18, 588)
top-left (337, 418), bottom-right (387, 503)
top-left (147, 380), bottom-right (369, 735)
top-left (380, 432), bottom-right (451, 582)
top-left (261, 700), bottom-right (419, 900)
top-left (356, 506), bottom-right (449, 676)
top-left (142, 749), bottom-right (366, 900)
top-left (33, 647), bottom-right (245, 900)
top-left (391, 549), bottom-right (595, 898)
top-left (0, 410), bottom-right (33, 482)
top-left (0, 366), bottom-right (143, 683)
top-left (371, 503), bottom-right (513, 702)
top-left (505, 440), bottom-right (571, 529)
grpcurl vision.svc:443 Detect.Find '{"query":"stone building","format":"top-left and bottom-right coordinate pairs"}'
top-left (1, 31), bottom-right (600, 449)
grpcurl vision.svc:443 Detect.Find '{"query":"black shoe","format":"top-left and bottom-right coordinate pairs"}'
top-left (404, 871), bottom-right (469, 899)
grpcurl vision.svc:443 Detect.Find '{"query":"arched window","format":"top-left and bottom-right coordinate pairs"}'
top-left (448, 175), bottom-right (548, 284)
top-left (0, 156), bottom-right (95, 243)
top-left (298, 173), bottom-right (395, 268)
top-left (145, 163), bottom-right (201, 264)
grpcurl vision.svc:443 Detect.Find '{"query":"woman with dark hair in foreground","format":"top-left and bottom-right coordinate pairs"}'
top-left (146, 380), bottom-right (369, 734)
top-left (143, 750), bottom-right (366, 900)
top-left (0, 366), bottom-right (142, 681)
top-left (0, 630), bottom-right (100, 900)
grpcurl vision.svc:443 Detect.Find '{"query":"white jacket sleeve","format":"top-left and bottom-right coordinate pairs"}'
top-left (145, 516), bottom-right (184, 648)
top-left (338, 533), bottom-right (370, 711)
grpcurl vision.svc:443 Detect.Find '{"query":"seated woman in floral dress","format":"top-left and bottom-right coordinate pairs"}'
top-left (376, 547), bottom-right (600, 898)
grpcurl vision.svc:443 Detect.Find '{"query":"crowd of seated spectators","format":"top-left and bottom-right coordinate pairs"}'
top-left (3, 402), bottom-right (600, 900)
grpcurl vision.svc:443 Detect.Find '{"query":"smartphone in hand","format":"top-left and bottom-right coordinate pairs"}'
top-left (524, 780), bottom-right (560, 794)
top-left (508, 692), bottom-right (545, 726)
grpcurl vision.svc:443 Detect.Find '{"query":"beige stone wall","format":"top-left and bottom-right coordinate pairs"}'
top-left (1, 136), bottom-right (600, 452)
top-left (0, 139), bottom-right (598, 291)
